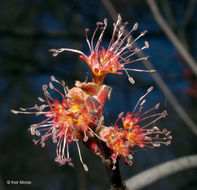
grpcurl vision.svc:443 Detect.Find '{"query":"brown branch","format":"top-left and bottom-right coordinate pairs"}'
top-left (146, 0), bottom-right (197, 76)
top-left (126, 154), bottom-right (197, 190)
top-left (97, 140), bottom-right (128, 190)
top-left (101, 0), bottom-right (197, 135)
top-left (105, 161), bottom-right (128, 190)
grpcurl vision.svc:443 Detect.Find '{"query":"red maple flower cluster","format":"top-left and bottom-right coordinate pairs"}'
top-left (11, 14), bottom-right (172, 171)
top-left (12, 76), bottom-right (111, 171)
top-left (49, 14), bottom-right (154, 85)
top-left (100, 87), bottom-right (171, 168)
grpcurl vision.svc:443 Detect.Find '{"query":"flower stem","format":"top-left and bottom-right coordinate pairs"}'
top-left (97, 141), bottom-right (128, 190)
top-left (92, 74), bottom-right (106, 85)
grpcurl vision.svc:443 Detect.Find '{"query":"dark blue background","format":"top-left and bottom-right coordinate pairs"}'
top-left (0, 0), bottom-right (197, 189)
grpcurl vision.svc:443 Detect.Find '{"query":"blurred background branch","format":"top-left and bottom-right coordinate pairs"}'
top-left (126, 154), bottom-right (197, 190)
top-left (1, 0), bottom-right (197, 189)
top-left (101, 0), bottom-right (197, 135)
top-left (146, 0), bottom-right (197, 76)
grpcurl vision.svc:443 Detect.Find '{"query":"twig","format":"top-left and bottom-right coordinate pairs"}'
top-left (126, 154), bottom-right (197, 190)
top-left (97, 140), bottom-right (128, 190)
top-left (105, 161), bottom-right (128, 190)
top-left (159, 0), bottom-right (176, 29)
top-left (101, 0), bottom-right (197, 135)
top-left (146, 0), bottom-right (197, 76)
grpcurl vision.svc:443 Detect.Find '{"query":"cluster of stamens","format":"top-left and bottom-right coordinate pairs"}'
top-left (11, 76), bottom-right (111, 171)
top-left (11, 14), bottom-right (172, 172)
top-left (100, 87), bottom-right (172, 168)
top-left (49, 14), bottom-right (154, 85)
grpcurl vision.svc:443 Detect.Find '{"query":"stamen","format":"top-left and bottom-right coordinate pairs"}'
top-left (124, 56), bottom-right (150, 65)
top-left (115, 112), bottom-right (124, 126)
top-left (10, 109), bottom-right (19, 114)
top-left (38, 97), bottom-right (45, 102)
top-left (122, 67), bottom-right (135, 84)
top-left (76, 141), bottom-right (88, 171)
top-left (139, 103), bottom-right (160, 118)
top-left (66, 143), bottom-right (70, 159)
top-left (49, 82), bottom-right (65, 98)
top-left (49, 48), bottom-right (86, 57)
top-left (141, 111), bottom-right (168, 129)
top-left (132, 86), bottom-right (153, 114)
top-left (85, 28), bottom-right (92, 52)
top-left (108, 14), bottom-right (122, 48)
top-left (95, 18), bottom-right (107, 54)
top-left (111, 22), bottom-right (139, 53)
top-left (91, 21), bottom-right (103, 52)
top-left (62, 132), bottom-right (67, 159)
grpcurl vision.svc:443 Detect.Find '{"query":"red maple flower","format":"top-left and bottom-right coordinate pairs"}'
top-left (11, 76), bottom-right (111, 171)
top-left (49, 14), bottom-right (154, 85)
top-left (100, 87), bottom-right (172, 167)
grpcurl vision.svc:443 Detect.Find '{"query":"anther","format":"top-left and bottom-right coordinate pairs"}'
top-left (104, 18), bottom-right (107, 25)
top-left (30, 127), bottom-right (36, 135)
top-left (128, 77), bottom-right (135, 84)
top-left (19, 107), bottom-right (26, 111)
top-left (96, 22), bottom-right (103, 26)
top-left (145, 41), bottom-right (149, 48)
top-left (38, 97), bottom-right (45, 102)
top-left (32, 139), bottom-right (38, 145)
top-left (153, 126), bottom-right (159, 131)
top-left (133, 23), bottom-right (138, 31)
top-left (162, 111), bottom-right (168, 117)
top-left (141, 30), bottom-right (148, 35)
top-left (147, 86), bottom-right (153, 93)
top-left (42, 85), bottom-right (48, 91)
top-left (85, 28), bottom-right (89, 33)
top-left (51, 75), bottom-right (56, 81)
top-left (35, 130), bottom-right (41, 136)
top-left (118, 112), bottom-right (124, 119)
top-left (11, 109), bottom-right (19, 114)
top-left (83, 164), bottom-right (89, 172)
top-left (153, 143), bottom-right (160, 147)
